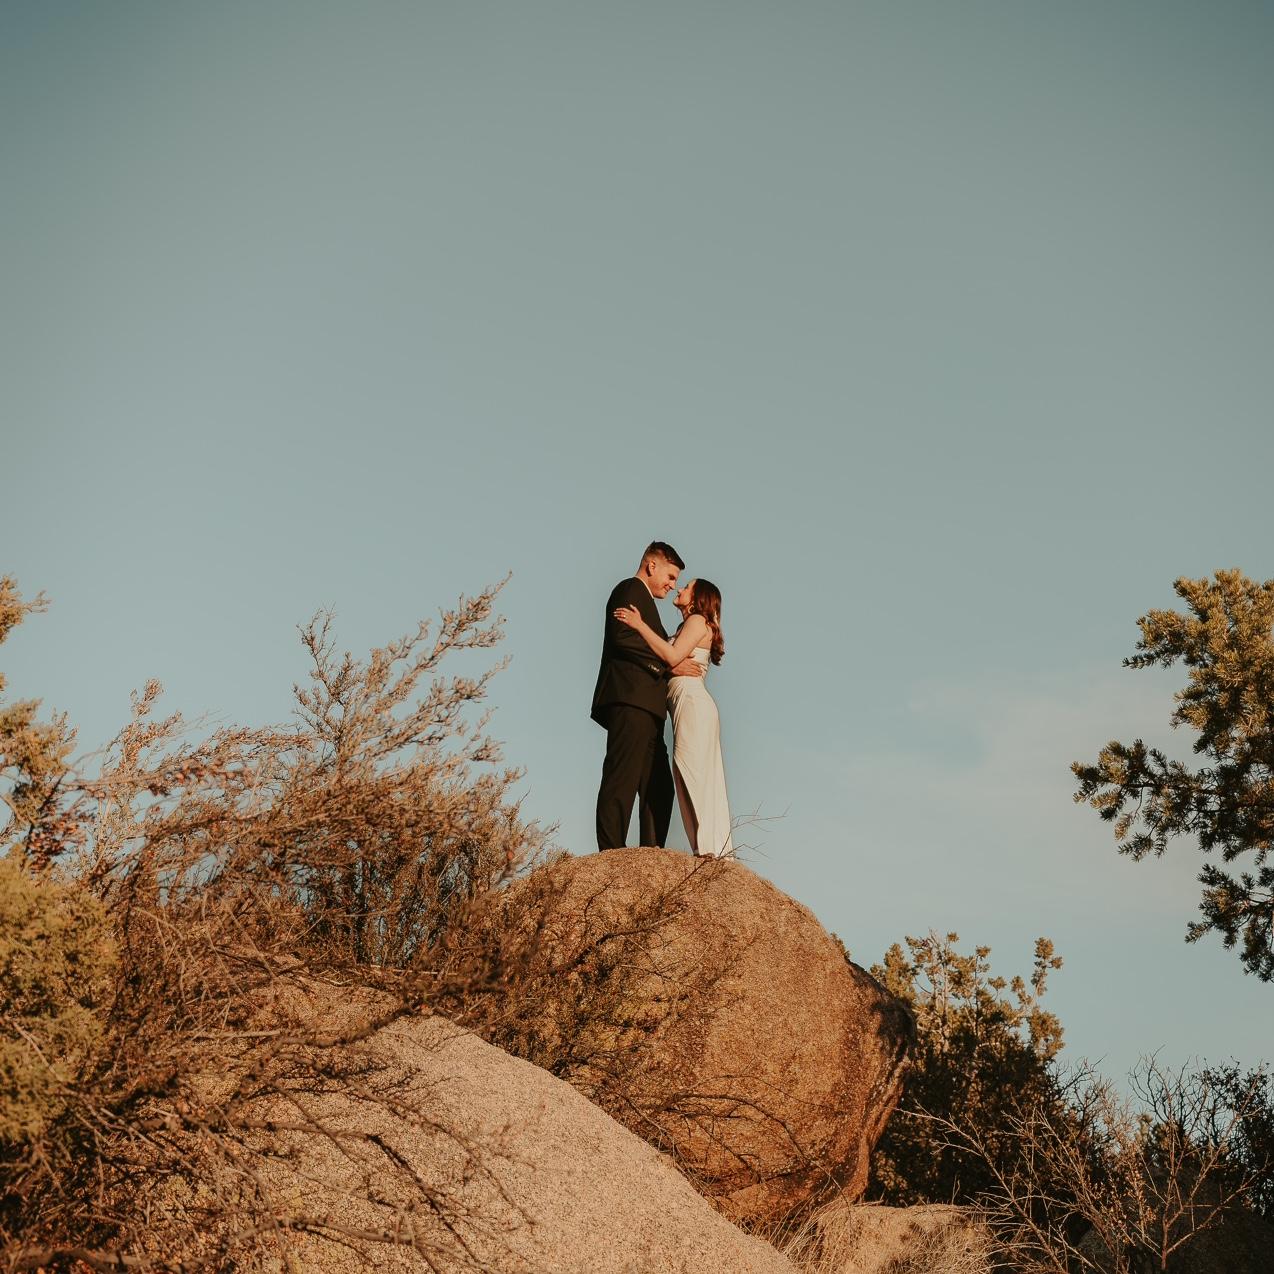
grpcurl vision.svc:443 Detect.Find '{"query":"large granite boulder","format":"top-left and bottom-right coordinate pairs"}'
top-left (465, 847), bottom-right (913, 1226)
top-left (250, 1012), bottom-right (799, 1273)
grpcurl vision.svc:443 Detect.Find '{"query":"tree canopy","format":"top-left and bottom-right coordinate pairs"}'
top-left (1073, 569), bottom-right (1274, 979)
top-left (868, 931), bottom-right (1065, 1206)
top-left (1, 574), bottom-right (552, 1267)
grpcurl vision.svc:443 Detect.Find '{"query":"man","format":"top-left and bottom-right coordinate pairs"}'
top-left (591, 541), bottom-right (702, 851)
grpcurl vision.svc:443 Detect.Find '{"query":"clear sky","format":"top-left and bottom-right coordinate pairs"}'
top-left (5, 2), bottom-right (1272, 1082)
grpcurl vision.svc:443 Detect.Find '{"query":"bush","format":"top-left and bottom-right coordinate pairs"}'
top-left (1200, 1063), bottom-right (1274, 1221)
top-left (868, 932), bottom-right (1069, 1210)
top-left (865, 935), bottom-right (1273, 1272)
top-left (0, 577), bottom-right (551, 1272)
top-left (967, 1058), bottom-right (1271, 1274)
top-left (0, 856), bottom-right (115, 1145)
top-left (440, 851), bottom-right (734, 1174)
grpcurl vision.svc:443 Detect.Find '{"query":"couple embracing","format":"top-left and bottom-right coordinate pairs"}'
top-left (591, 541), bottom-right (733, 858)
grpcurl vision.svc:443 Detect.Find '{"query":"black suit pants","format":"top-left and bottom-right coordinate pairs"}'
top-left (596, 705), bottom-right (673, 851)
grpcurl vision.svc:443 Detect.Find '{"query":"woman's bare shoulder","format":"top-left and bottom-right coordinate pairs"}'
top-left (680, 613), bottom-right (710, 644)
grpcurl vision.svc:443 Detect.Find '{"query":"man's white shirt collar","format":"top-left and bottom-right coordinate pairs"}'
top-left (637, 576), bottom-right (656, 600)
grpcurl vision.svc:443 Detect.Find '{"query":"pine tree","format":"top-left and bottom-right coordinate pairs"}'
top-left (1073, 569), bottom-right (1274, 979)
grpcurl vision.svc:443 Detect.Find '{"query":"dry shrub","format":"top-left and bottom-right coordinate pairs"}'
top-left (774, 1201), bottom-right (995, 1274)
top-left (1200, 1063), bottom-right (1274, 1220)
top-left (1, 578), bottom-right (551, 1272)
top-left (868, 932), bottom-right (1065, 1210)
top-left (439, 853), bottom-right (738, 1180)
top-left (0, 859), bottom-right (115, 1145)
top-left (936, 1059), bottom-right (1270, 1274)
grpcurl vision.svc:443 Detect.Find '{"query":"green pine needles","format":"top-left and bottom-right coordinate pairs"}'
top-left (1073, 569), bottom-right (1274, 980)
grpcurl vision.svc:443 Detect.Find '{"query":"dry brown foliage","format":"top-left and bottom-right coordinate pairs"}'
top-left (437, 853), bottom-right (739, 1180)
top-left (928, 1058), bottom-right (1268, 1274)
top-left (1, 580), bottom-right (552, 1272)
top-left (774, 1200), bottom-right (996, 1274)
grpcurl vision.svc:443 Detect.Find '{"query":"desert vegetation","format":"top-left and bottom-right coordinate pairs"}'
top-left (3, 569), bottom-right (1272, 1274)
top-left (0, 575), bottom-right (809, 1272)
top-left (1073, 569), bottom-right (1274, 981)
top-left (854, 570), bottom-right (1274, 1271)
top-left (0, 576), bottom-right (556, 1270)
top-left (862, 927), bottom-right (1272, 1272)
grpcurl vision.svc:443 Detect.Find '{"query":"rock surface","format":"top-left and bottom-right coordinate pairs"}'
top-left (472, 847), bottom-right (913, 1226)
top-left (255, 1012), bottom-right (798, 1274)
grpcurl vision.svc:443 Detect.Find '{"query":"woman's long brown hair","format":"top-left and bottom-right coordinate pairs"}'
top-left (690, 579), bottom-right (725, 665)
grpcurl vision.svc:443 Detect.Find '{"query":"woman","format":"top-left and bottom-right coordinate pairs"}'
top-left (614, 579), bottom-right (733, 858)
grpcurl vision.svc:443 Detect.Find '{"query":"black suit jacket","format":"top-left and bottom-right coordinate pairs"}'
top-left (591, 577), bottom-right (670, 725)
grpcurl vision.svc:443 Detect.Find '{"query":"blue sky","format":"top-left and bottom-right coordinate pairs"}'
top-left (5, 1), bottom-right (1273, 1081)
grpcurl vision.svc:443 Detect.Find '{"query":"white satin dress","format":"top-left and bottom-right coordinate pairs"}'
top-left (667, 647), bottom-right (734, 858)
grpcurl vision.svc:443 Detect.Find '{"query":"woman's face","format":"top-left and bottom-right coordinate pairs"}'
top-left (675, 580), bottom-right (696, 609)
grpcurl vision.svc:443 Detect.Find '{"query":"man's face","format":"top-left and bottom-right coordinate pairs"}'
top-left (651, 559), bottom-right (680, 598)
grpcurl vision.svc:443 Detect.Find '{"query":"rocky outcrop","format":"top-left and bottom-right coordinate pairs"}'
top-left (252, 1012), bottom-right (798, 1273)
top-left (468, 847), bottom-right (913, 1226)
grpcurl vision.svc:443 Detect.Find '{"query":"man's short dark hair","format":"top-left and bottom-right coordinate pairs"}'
top-left (642, 541), bottom-right (685, 571)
